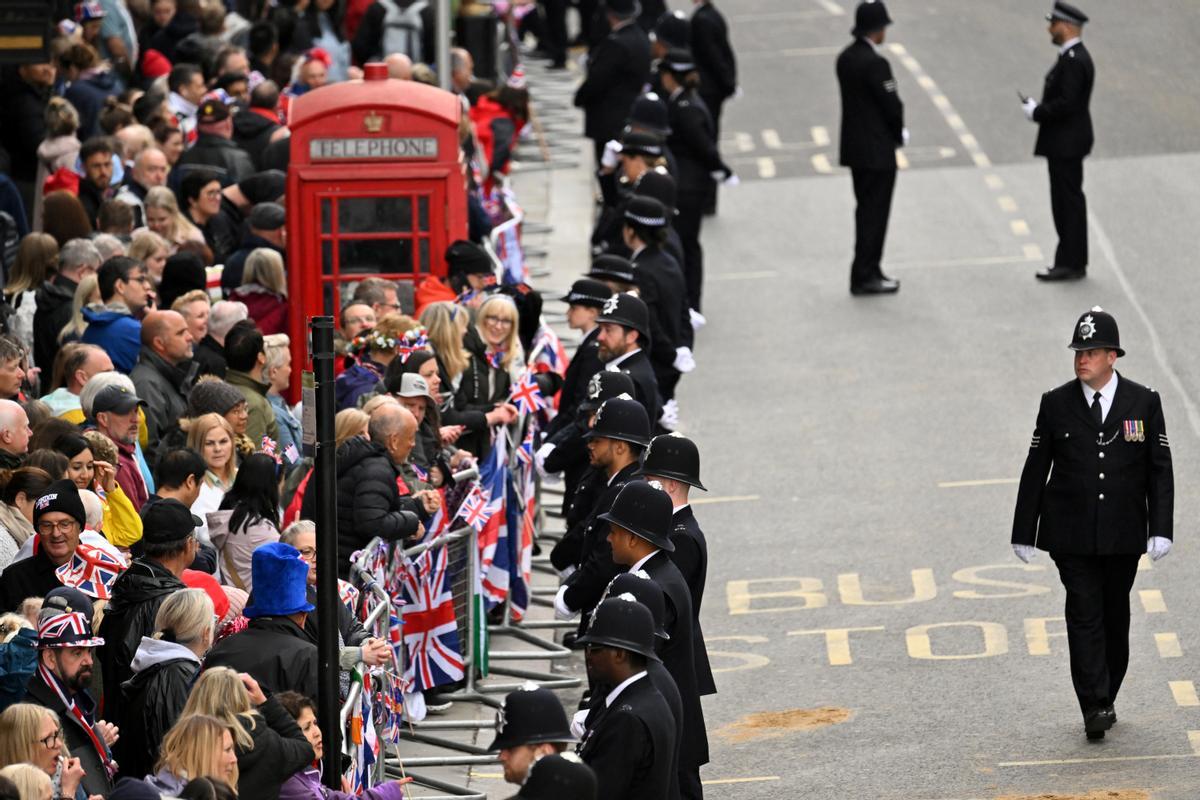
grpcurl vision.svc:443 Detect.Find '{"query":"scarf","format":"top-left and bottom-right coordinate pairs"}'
top-left (0, 502), bottom-right (33, 546)
top-left (36, 662), bottom-right (117, 781)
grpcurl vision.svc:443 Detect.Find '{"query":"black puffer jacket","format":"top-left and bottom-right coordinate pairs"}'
top-left (32, 274), bottom-right (77, 372)
top-left (302, 436), bottom-right (420, 578)
top-left (234, 694), bottom-right (315, 800)
top-left (232, 109), bottom-right (281, 170)
top-left (97, 558), bottom-right (186, 710)
top-left (115, 637), bottom-right (200, 781)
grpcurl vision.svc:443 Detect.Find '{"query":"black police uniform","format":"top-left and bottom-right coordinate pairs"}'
top-left (1033, 30), bottom-right (1094, 275)
top-left (1012, 309), bottom-right (1173, 730)
top-left (690, 1), bottom-right (737, 143)
top-left (642, 551), bottom-right (709, 798)
top-left (611, 349), bottom-right (661, 426)
top-left (574, 19), bottom-right (652, 164)
top-left (837, 3), bottom-right (903, 293)
top-left (664, 79), bottom-right (729, 312)
top-left (562, 467), bottom-right (643, 633)
top-left (577, 599), bottom-right (677, 800)
top-left (671, 505), bottom-right (715, 696)
top-left (632, 245), bottom-right (688, 402)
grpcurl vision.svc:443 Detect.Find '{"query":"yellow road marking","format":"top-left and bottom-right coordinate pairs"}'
top-left (761, 129), bottom-right (782, 150)
top-left (999, 752), bottom-right (1197, 767)
top-left (1156, 632), bottom-right (1183, 658)
top-left (895, 150), bottom-right (910, 170)
top-left (703, 776), bottom-right (781, 785)
top-left (937, 478), bottom-right (1019, 488)
top-left (1170, 681), bottom-right (1199, 707)
top-left (788, 626), bottom-right (885, 666)
top-left (1139, 589), bottom-right (1167, 613)
top-left (811, 126), bottom-right (830, 146)
top-left (811, 153), bottom-right (833, 174)
top-left (1010, 219), bottom-right (1031, 236)
top-left (756, 157), bottom-right (777, 179)
top-left (984, 174), bottom-right (1005, 190)
top-left (691, 494), bottom-right (760, 506)
top-left (1189, 730), bottom-right (1200, 755)
top-left (997, 195), bottom-right (1018, 213)
top-left (1023, 243), bottom-right (1044, 261)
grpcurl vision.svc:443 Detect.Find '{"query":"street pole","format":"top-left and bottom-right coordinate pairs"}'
top-left (310, 316), bottom-right (341, 790)
top-left (437, 0), bottom-right (451, 91)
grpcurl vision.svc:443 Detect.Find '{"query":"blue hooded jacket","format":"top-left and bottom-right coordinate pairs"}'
top-left (0, 627), bottom-right (37, 713)
top-left (81, 306), bottom-right (142, 373)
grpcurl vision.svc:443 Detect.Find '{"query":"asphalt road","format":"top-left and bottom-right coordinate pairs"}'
top-left (669, 1), bottom-right (1200, 797)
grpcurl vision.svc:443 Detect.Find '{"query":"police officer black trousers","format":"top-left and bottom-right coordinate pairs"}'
top-left (1052, 552), bottom-right (1140, 713)
top-left (850, 167), bottom-right (897, 286)
top-left (1048, 157), bottom-right (1088, 270)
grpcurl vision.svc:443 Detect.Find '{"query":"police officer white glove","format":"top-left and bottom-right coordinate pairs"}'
top-left (733, 86), bottom-right (744, 101)
top-left (535, 442), bottom-right (557, 479)
top-left (1013, 543), bottom-right (1037, 563)
top-left (601, 139), bottom-right (621, 170)
top-left (901, 127), bottom-right (910, 146)
top-left (570, 708), bottom-right (589, 739)
top-left (1022, 97), bottom-right (1039, 121)
top-left (554, 585), bottom-right (578, 620)
top-left (672, 346), bottom-right (695, 373)
top-left (1148, 536), bottom-right (1172, 561)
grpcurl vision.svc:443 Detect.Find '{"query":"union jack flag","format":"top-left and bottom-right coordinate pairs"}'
top-left (337, 579), bottom-right (360, 614)
top-left (456, 485), bottom-right (495, 532)
top-left (476, 437), bottom-right (512, 606)
top-left (345, 669), bottom-right (379, 793)
top-left (509, 371), bottom-right (547, 416)
top-left (55, 544), bottom-right (126, 600)
top-left (515, 426), bottom-right (535, 468)
top-left (531, 323), bottom-right (569, 379)
top-left (397, 546), bottom-right (465, 692)
top-left (37, 611), bottom-right (91, 641)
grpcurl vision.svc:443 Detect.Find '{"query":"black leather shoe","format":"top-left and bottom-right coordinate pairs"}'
top-left (1107, 705), bottom-right (1117, 726)
top-left (850, 278), bottom-right (900, 296)
top-left (1086, 729), bottom-right (1105, 741)
top-left (1084, 707), bottom-right (1115, 738)
top-left (1036, 265), bottom-right (1086, 281)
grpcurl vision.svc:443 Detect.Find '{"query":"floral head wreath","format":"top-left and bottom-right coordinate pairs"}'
top-left (350, 327), bottom-right (399, 355)
top-left (397, 325), bottom-right (430, 364)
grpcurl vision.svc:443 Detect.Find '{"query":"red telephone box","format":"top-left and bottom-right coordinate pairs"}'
top-left (285, 65), bottom-right (466, 392)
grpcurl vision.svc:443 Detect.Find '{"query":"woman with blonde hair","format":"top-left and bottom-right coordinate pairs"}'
top-left (143, 186), bottom-right (204, 254)
top-left (0, 763), bottom-right (52, 800)
top-left (419, 301), bottom-right (470, 384)
top-left (3, 235), bottom-right (58, 367)
top-left (126, 229), bottom-right (170, 288)
top-left (116, 588), bottom-right (215, 781)
top-left (144, 714), bottom-right (238, 795)
top-left (451, 294), bottom-right (521, 457)
top-left (178, 668), bottom-right (313, 800)
top-left (55, 275), bottom-right (99, 346)
top-left (33, 98), bottom-right (82, 231)
top-left (230, 249), bottom-right (288, 336)
top-left (185, 413), bottom-right (238, 543)
top-left (0, 703), bottom-right (88, 800)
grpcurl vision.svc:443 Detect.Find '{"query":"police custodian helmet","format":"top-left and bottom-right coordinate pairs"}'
top-left (1069, 306), bottom-right (1124, 357)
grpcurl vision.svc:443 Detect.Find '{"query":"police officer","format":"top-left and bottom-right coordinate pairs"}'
top-left (639, 433), bottom-right (715, 698)
top-left (690, 0), bottom-right (737, 147)
top-left (595, 292), bottom-right (662, 425)
top-left (1022, 2), bottom-right (1095, 281)
top-left (574, 0), bottom-right (652, 166)
top-left (837, 0), bottom-right (905, 296)
top-left (600, 480), bottom-right (708, 799)
top-left (594, 131), bottom-right (670, 258)
top-left (490, 686), bottom-right (577, 787)
top-left (623, 196), bottom-right (690, 419)
top-left (658, 49), bottom-right (733, 315)
top-left (585, 574), bottom-right (684, 800)
top-left (555, 397), bottom-right (651, 631)
top-left (576, 597), bottom-right (677, 800)
top-left (1011, 307), bottom-right (1173, 740)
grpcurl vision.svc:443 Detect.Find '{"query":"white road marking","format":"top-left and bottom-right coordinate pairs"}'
top-left (738, 46), bottom-right (842, 59)
top-left (811, 126), bottom-right (830, 146)
top-left (757, 157), bottom-right (777, 178)
top-left (984, 174), bottom-right (1005, 190)
top-left (889, 43), bottom-right (992, 170)
top-left (1170, 681), bottom-right (1199, 707)
top-left (704, 776), bottom-right (782, 786)
top-left (938, 478), bottom-right (1019, 488)
top-left (691, 494), bottom-right (761, 506)
top-left (1139, 589), bottom-right (1167, 613)
top-left (709, 271), bottom-right (778, 282)
top-left (734, 132), bottom-right (754, 153)
top-left (1156, 632), bottom-right (1183, 658)
top-left (888, 254), bottom-right (1039, 271)
top-left (1022, 243), bottom-right (1044, 261)
top-left (997, 195), bottom-right (1018, 213)
top-left (762, 129), bottom-right (782, 150)
top-left (814, 0), bottom-right (845, 16)
top-left (895, 150), bottom-right (910, 170)
top-left (1010, 219), bottom-right (1031, 236)
top-left (1090, 209), bottom-right (1200, 439)
top-left (811, 154), bottom-right (834, 174)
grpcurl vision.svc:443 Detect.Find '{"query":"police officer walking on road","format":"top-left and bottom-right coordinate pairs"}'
top-left (837, 1), bottom-right (906, 296)
top-left (1022, 2), bottom-right (1095, 282)
top-left (1011, 307), bottom-right (1174, 740)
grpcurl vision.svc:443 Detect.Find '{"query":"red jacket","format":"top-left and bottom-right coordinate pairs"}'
top-left (230, 285), bottom-right (288, 336)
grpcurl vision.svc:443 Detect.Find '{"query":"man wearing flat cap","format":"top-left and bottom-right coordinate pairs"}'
top-left (837, 0), bottom-right (905, 296)
top-left (1011, 307), bottom-right (1173, 740)
top-left (1023, 2), bottom-right (1095, 282)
